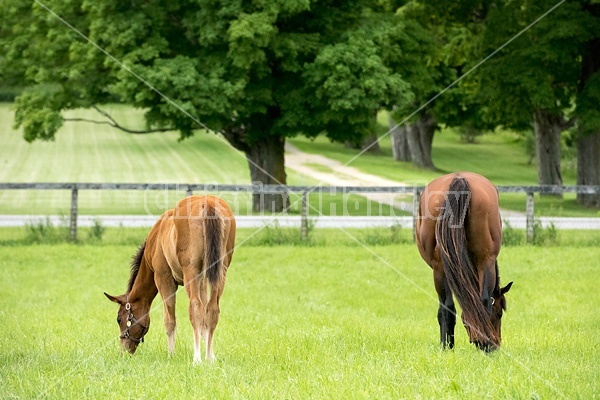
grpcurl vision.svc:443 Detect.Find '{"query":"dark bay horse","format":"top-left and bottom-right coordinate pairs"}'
top-left (104, 195), bottom-right (236, 364)
top-left (416, 172), bottom-right (512, 351)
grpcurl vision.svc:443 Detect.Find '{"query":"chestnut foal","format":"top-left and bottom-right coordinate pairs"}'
top-left (105, 195), bottom-right (236, 364)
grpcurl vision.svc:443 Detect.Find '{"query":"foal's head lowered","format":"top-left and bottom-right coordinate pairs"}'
top-left (104, 293), bottom-right (149, 354)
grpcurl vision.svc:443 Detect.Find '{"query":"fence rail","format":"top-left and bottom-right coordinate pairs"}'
top-left (2, 182), bottom-right (600, 193)
top-left (2, 182), bottom-right (600, 242)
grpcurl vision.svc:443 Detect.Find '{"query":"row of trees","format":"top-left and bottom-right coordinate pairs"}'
top-left (1, 0), bottom-right (599, 211)
top-left (388, 0), bottom-right (600, 209)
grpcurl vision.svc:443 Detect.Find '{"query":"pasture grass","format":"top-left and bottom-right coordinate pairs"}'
top-left (1, 226), bottom-right (600, 248)
top-left (499, 193), bottom-right (600, 218)
top-left (2, 103), bottom-right (597, 217)
top-left (0, 103), bottom-right (406, 217)
top-left (289, 127), bottom-right (574, 186)
top-left (290, 127), bottom-right (598, 217)
top-left (0, 228), bottom-right (599, 399)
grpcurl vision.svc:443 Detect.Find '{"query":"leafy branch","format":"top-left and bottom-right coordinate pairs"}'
top-left (63, 105), bottom-right (175, 134)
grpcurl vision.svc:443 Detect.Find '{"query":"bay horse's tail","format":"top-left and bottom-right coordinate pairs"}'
top-left (435, 177), bottom-right (497, 345)
top-left (203, 204), bottom-right (223, 286)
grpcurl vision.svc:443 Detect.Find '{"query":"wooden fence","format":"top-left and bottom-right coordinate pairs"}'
top-left (1, 182), bottom-right (599, 242)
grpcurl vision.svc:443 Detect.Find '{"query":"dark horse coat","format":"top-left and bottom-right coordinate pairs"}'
top-left (416, 172), bottom-right (512, 351)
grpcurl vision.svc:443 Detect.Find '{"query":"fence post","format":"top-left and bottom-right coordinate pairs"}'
top-left (70, 186), bottom-right (78, 242)
top-left (412, 186), bottom-right (420, 243)
top-left (526, 191), bottom-right (534, 243)
top-left (301, 191), bottom-right (308, 240)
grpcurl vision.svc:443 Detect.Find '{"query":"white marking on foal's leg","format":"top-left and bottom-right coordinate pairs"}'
top-left (167, 327), bottom-right (176, 355)
top-left (203, 329), bottom-right (215, 362)
top-left (193, 329), bottom-right (202, 366)
top-left (193, 351), bottom-right (202, 365)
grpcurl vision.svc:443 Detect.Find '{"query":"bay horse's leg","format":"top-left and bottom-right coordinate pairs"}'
top-left (434, 268), bottom-right (456, 349)
top-left (155, 272), bottom-right (178, 355)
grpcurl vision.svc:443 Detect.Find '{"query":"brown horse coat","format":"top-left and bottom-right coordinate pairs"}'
top-left (416, 172), bottom-right (512, 351)
top-left (105, 195), bottom-right (236, 364)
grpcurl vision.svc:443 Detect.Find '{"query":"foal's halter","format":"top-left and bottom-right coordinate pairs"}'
top-left (120, 299), bottom-right (148, 344)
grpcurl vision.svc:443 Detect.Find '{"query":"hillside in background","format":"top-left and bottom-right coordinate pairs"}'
top-left (0, 104), bottom-right (593, 217)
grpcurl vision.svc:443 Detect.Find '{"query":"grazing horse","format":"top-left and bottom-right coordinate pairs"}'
top-left (104, 195), bottom-right (236, 364)
top-left (416, 172), bottom-right (512, 352)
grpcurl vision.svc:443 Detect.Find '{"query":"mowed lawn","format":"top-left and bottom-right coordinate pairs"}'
top-left (0, 104), bottom-right (404, 217)
top-left (0, 104), bottom-right (251, 214)
top-left (289, 122), bottom-right (596, 217)
top-left (1, 103), bottom-right (596, 217)
top-left (1, 230), bottom-right (598, 399)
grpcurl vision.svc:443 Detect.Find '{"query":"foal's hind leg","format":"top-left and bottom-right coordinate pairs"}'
top-left (202, 278), bottom-right (223, 362)
top-left (183, 272), bottom-right (205, 365)
top-left (204, 242), bottom-right (234, 361)
top-left (434, 268), bottom-right (456, 349)
top-left (201, 246), bottom-right (232, 361)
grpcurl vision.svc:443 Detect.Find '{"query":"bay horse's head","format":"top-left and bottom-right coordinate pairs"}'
top-left (104, 293), bottom-right (149, 354)
top-left (470, 281), bottom-right (513, 352)
top-left (488, 281), bottom-right (513, 350)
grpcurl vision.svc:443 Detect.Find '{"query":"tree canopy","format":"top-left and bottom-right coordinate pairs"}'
top-left (2, 0), bottom-right (428, 210)
top-left (2, 0), bottom-right (599, 207)
top-left (0, 0), bottom-right (432, 209)
top-left (397, 0), bottom-right (600, 200)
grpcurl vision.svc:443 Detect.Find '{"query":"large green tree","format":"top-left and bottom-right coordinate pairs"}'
top-left (475, 1), bottom-right (584, 188)
top-left (474, 0), bottom-right (600, 196)
top-left (574, 3), bottom-right (600, 206)
top-left (386, 2), bottom-right (441, 169)
top-left (388, 2), bottom-right (488, 170)
top-left (1, 0), bottom-right (412, 211)
top-left (407, 0), bottom-right (600, 202)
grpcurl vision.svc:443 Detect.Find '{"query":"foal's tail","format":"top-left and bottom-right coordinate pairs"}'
top-left (435, 177), bottom-right (497, 345)
top-left (203, 205), bottom-right (223, 286)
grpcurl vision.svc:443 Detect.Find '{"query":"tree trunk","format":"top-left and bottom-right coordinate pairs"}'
top-left (362, 133), bottom-right (381, 153)
top-left (389, 113), bottom-right (411, 162)
top-left (406, 113), bottom-right (436, 169)
top-left (344, 140), bottom-right (361, 149)
top-left (418, 113), bottom-right (436, 169)
top-left (245, 135), bottom-right (288, 213)
top-left (533, 109), bottom-right (563, 194)
top-left (406, 122), bottom-right (426, 167)
top-left (576, 35), bottom-right (600, 207)
top-left (577, 132), bottom-right (600, 207)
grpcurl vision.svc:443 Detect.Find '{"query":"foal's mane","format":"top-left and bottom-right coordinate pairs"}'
top-left (127, 241), bottom-right (147, 292)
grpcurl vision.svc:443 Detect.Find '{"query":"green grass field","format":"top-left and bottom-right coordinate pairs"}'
top-left (1, 228), bottom-right (598, 399)
top-left (0, 104), bottom-right (403, 216)
top-left (296, 111), bottom-right (576, 186)
top-left (1, 103), bottom-right (597, 217)
top-left (289, 128), bottom-right (594, 217)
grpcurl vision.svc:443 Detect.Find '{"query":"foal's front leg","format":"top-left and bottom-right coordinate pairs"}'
top-left (156, 275), bottom-right (178, 355)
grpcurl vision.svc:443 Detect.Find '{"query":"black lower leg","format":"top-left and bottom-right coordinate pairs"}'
top-left (438, 302), bottom-right (456, 349)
